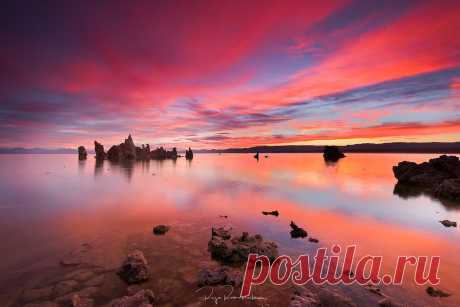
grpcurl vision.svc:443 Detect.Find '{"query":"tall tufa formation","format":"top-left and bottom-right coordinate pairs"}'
top-left (185, 147), bottom-right (193, 160)
top-left (94, 141), bottom-right (106, 160)
top-left (78, 146), bottom-right (87, 160)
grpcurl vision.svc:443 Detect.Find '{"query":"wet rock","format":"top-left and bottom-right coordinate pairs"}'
top-left (435, 179), bottom-right (460, 200)
top-left (290, 221), bottom-right (308, 239)
top-left (364, 284), bottom-right (383, 296)
top-left (153, 225), bottom-right (170, 235)
top-left (378, 298), bottom-right (404, 307)
top-left (426, 286), bottom-right (451, 297)
top-left (211, 226), bottom-right (232, 240)
top-left (78, 146), bottom-right (87, 160)
top-left (197, 267), bottom-right (243, 287)
top-left (290, 286), bottom-right (356, 307)
top-left (262, 210), bottom-right (279, 217)
top-left (323, 146), bottom-right (345, 162)
top-left (118, 250), bottom-right (150, 284)
top-left (308, 238), bottom-right (319, 243)
top-left (393, 155), bottom-right (460, 201)
top-left (109, 289), bottom-right (154, 307)
top-left (71, 294), bottom-right (94, 307)
top-left (22, 286), bottom-right (54, 302)
top-left (54, 280), bottom-right (79, 296)
top-left (208, 228), bottom-right (278, 265)
top-left (186, 147), bottom-right (194, 160)
top-left (65, 269), bottom-right (95, 282)
top-left (24, 302), bottom-right (59, 307)
top-left (84, 275), bottom-right (105, 287)
top-left (439, 219), bottom-right (457, 227)
top-left (94, 141), bottom-right (106, 161)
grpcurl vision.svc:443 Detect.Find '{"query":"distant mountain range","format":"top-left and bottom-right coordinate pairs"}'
top-left (196, 142), bottom-right (460, 154)
top-left (1, 142), bottom-right (460, 154)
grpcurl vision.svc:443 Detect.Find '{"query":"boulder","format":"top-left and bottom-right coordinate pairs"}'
top-left (78, 146), bottom-right (87, 160)
top-left (290, 221), bottom-right (308, 239)
top-left (393, 155), bottom-right (460, 201)
top-left (208, 228), bottom-right (278, 265)
top-left (323, 146), bottom-right (345, 162)
top-left (94, 141), bottom-right (106, 160)
top-left (153, 225), bottom-right (170, 235)
top-left (118, 250), bottom-right (150, 284)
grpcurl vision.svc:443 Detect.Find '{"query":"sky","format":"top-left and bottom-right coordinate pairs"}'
top-left (1, 0), bottom-right (460, 149)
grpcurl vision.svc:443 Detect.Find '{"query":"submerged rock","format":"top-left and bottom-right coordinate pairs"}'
top-left (426, 286), bottom-right (451, 297)
top-left (308, 237), bottom-right (319, 243)
top-left (393, 155), bottom-right (460, 201)
top-left (78, 146), bottom-right (87, 160)
top-left (208, 227), bottom-right (278, 265)
top-left (197, 267), bottom-right (243, 287)
top-left (109, 289), bottom-right (155, 307)
top-left (262, 210), bottom-right (279, 217)
top-left (94, 141), bottom-right (106, 161)
top-left (323, 146), bottom-right (345, 162)
top-left (118, 250), bottom-right (150, 284)
top-left (153, 225), bottom-right (170, 235)
top-left (290, 221), bottom-right (308, 239)
top-left (378, 298), bottom-right (404, 307)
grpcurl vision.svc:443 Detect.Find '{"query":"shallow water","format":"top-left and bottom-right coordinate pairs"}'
top-left (0, 153), bottom-right (459, 306)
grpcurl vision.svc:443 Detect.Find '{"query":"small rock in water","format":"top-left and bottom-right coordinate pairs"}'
top-left (290, 221), bottom-right (308, 238)
top-left (118, 250), bottom-right (150, 284)
top-left (197, 267), bottom-right (243, 287)
top-left (218, 215), bottom-right (228, 218)
top-left (426, 286), bottom-right (451, 297)
top-left (153, 224), bottom-right (170, 235)
top-left (439, 219), bottom-right (457, 227)
top-left (109, 289), bottom-right (155, 307)
top-left (308, 237), bottom-right (319, 243)
top-left (262, 210), bottom-right (279, 217)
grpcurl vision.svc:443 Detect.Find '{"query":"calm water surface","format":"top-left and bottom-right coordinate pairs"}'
top-left (0, 153), bottom-right (459, 306)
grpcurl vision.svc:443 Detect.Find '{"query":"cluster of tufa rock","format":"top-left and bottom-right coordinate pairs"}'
top-left (85, 134), bottom-right (193, 162)
top-left (393, 155), bottom-right (460, 201)
top-left (208, 226), bottom-right (278, 265)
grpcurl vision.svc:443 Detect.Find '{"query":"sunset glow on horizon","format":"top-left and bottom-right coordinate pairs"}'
top-left (1, 0), bottom-right (460, 149)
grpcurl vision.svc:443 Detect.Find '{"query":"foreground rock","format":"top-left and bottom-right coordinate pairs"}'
top-left (109, 289), bottom-right (154, 307)
top-left (197, 267), bottom-right (243, 287)
top-left (290, 221), bottom-right (308, 239)
top-left (118, 250), bottom-right (150, 284)
top-left (440, 219), bottom-right (457, 227)
top-left (153, 225), bottom-right (170, 235)
top-left (78, 146), bottom-right (87, 160)
top-left (426, 286), bottom-right (451, 297)
top-left (262, 210), bottom-right (279, 217)
top-left (393, 155), bottom-right (460, 201)
top-left (289, 286), bottom-right (356, 307)
top-left (323, 146), bottom-right (345, 162)
top-left (208, 227), bottom-right (278, 265)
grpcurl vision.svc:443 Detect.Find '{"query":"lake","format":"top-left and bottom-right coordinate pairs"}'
top-left (0, 153), bottom-right (459, 306)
